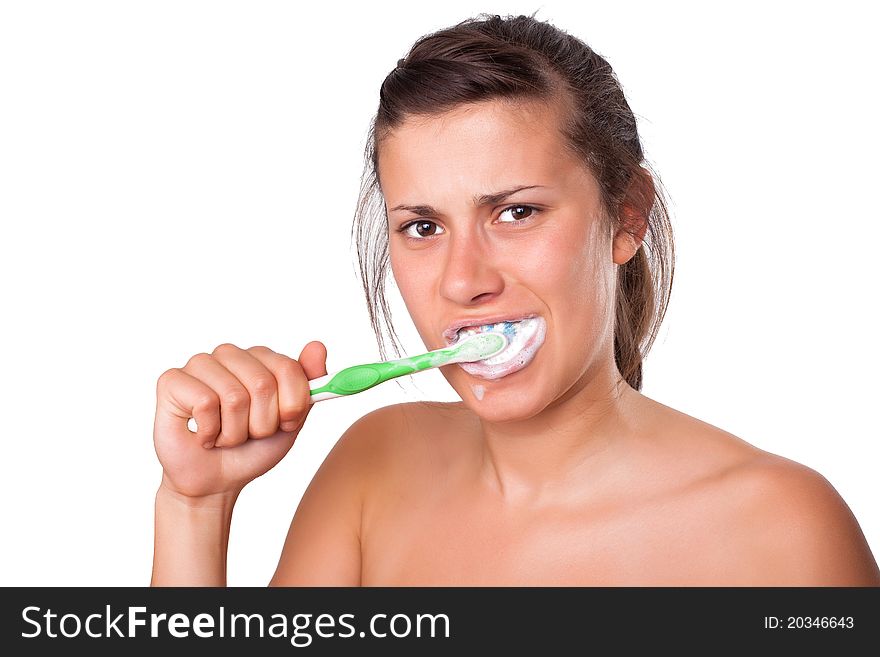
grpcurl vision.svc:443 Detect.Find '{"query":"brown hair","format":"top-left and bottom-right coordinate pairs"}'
top-left (353, 13), bottom-right (674, 391)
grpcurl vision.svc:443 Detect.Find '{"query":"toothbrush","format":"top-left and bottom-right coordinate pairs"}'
top-left (308, 332), bottom-right (508, 403)
top-left (183, 333), bottom-right (508, 432)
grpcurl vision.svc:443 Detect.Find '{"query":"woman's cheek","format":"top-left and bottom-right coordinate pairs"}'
top-left (513, 228), bottom-right (588, 291)
top-left (501, 228), bottom-right (563, 280)
top-left (391, 251), bottom-right (437, 324)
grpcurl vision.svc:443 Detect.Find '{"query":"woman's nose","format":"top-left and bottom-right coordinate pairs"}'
top-left (438, 232), bottom-right (504, 306)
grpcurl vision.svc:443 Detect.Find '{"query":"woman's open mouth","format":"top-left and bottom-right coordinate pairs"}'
top-left (445, 316), bottom-right (547, 380)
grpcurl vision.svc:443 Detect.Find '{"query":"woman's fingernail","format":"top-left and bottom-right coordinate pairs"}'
top-left (203, 441), bottom-right (214, 449)
top-left (280, 421), bottom-right (297, 432)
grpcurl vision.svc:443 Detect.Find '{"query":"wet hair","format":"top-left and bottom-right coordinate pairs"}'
top-left (353, 12), bottom-right (674, 391)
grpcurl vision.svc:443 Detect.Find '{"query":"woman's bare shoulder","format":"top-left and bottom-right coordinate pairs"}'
top-left (335, 400), bottom-right (471, 468)
top-left (722, 451), bottom-right (880, 585)
top-left (270, 401), bottom-right (461, 585)
top-left (633, 396), bottom-right (879, 585)
top-left (650, 399), bottom-right (879, 585)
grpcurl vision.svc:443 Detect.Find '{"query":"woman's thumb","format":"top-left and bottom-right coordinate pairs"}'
top-left (298, 340), bottom-right (328, 380)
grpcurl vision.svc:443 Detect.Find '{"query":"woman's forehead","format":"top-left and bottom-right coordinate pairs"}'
top-left (377, 99), bottom-right (588, 198)
top-left (381, 98), bottom-right (565, 156)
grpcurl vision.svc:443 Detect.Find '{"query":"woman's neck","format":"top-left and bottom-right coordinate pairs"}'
top-left (473, 361), bottom-right (641, 505)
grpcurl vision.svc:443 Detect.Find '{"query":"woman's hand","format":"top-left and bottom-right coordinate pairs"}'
top-left (153, 341), bottom-right (327, 500)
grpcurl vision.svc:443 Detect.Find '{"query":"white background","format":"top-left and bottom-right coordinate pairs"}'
top-left (1, 1), bottom-right (876, 585)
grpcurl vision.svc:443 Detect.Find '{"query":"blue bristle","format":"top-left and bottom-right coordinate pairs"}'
top-left (474, 321), bottom-right (518, 338)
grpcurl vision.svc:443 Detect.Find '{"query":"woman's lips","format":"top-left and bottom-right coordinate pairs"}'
top-left (454, 316), bottom-right (547, 381)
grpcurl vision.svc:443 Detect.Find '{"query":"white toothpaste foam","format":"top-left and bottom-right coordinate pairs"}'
top-left (454, 316), bottom-right (546, 380)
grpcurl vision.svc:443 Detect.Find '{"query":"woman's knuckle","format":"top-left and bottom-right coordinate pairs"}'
top-left (277, 358), bottom-right (301, 380)
top-left (222, 388), bottom-right (249, 411)
top-left (289, 390), bottom-right (310, 414)
top-left (212, 342), bottom-right (238, 356)
top-left (157, 367), bottom-right (179, 388)
top-left (184, 352), bottom-right (212, 368)
top-left (250, 373), bottom-right (276, 399)
top-left (193, 392), bottom-right (219, 412)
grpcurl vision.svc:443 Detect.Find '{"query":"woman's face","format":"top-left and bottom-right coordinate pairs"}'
top-left (378, 98), bottom-right (624, 421)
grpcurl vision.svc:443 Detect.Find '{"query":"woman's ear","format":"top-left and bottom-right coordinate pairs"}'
top-left (612, 167), bottom-right (654, 265)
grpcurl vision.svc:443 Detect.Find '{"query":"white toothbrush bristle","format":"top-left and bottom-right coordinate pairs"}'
top-left (455, 332), bottom-right (507, 361)
top-left (454, 318), bottom-right (540, 366)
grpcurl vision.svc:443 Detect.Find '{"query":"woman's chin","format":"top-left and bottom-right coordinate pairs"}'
top-left (442, 348), bottom-right (551, 420)
top-left (456, 377), bottom-right (548, 422)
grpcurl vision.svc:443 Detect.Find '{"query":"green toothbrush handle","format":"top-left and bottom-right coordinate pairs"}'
top-left (308, 347), bottom-right (459, 403)
top-left (308, 333), bottom-right (507, 403)
top-left (309, 361), bottom-right (419, 402)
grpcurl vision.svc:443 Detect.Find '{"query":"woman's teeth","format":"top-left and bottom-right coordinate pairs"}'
top-left (456, 320), bottom-right (519, 344)
top-left (453, 316), bottom-right (547, 380)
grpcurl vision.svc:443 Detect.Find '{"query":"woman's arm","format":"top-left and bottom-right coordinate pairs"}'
top-left (151, 478), bottom-right (239, 586)
top-left (151, 341), bottom-right (329, 586)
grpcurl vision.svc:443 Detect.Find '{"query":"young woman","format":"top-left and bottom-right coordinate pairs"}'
top-left (151, 14), bottom-right (880, 586)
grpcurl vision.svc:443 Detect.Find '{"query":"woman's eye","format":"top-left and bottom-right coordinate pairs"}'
top-left (401, 220), bottom-right (444, 239)
top-left (498, 205), bottom-right (537, 223)
top-left (399, 206), bottom-right (537, 240)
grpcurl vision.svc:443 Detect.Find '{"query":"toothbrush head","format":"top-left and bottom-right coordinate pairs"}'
top-left (448, 332), bottom-right (509, 363)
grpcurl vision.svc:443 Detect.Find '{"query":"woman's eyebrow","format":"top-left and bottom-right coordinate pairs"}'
top-left (388, 185), bottom-right (546, 215)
